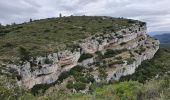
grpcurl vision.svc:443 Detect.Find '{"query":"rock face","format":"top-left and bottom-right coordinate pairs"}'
top-left (107, 42), bottom-right (159, 80)
top-left (79, 24), bottom-right (144, 54)
top-left (8, 22), bottom-right (159, 89)
top-left (9, 50), bottom-right (81, 89)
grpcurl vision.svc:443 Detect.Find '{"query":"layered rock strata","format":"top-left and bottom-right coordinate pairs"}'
top-left (8, 23), bottom-right (159, 89)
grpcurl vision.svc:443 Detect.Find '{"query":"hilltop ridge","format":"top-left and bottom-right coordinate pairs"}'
top-left (0, 16), bottom-right (159, 95)
top-left (0, 16), bottom-right (141, 61)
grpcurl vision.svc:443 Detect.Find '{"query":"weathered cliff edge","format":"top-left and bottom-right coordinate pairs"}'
top-left (8, 22), bottom-right (159, 89)
top-left (107, 44), bottom-right (159, 81)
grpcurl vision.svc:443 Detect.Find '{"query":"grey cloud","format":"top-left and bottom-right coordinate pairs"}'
top-left (0, 0), bottom-right (39, 24)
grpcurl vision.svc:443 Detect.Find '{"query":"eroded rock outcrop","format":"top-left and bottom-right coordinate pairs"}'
top-left (8, 22), bottom-right (159, 89)
top-left (107, 40), bottom-right (159, 80)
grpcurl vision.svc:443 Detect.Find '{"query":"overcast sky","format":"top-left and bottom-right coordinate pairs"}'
top-left (0, 0), bottom-right (170, 32)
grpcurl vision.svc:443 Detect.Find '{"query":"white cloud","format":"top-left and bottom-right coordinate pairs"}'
top-left (0, 0), bottom-right (170, 32)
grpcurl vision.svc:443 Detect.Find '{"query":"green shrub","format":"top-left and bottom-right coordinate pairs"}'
top-left (115, 56), bottom-right (122, 60)
top-left (75, 76), bottom-right (88, 83)
top-left (99, 68), bottom-right (107, 80)
top-left (44, 58), bottom-right (53, 64)
top-left (86, 74), bottom-right (95, 83)
top-left (19, 47), bottom-right (30, 61)
top-left (31, 84), bottom-right (49, 96)
top-left (0, 33), bottom-right (5, 36)
top-left (103, 49), bottom-right (116, 58)
top-left (66, 81), bottom-right (86, 91)
top-left (103, 49), bottom-right (127, 59)
top-left (66, 81), bottom-right (74, 89)
top-left (58, 71), bottom-right (70, 82)
top-left (74, 82), bottom-right (86, 91)
top-left (44, 29), bottom-right (50, 32)
top-left (117, 35), bottom-right (123, 39)
top-left (95, 51), bottom-right (103, 59)
top-left (128, 19), bottom-right (136, 23)
top-left (126, 58), bottom-right (135, 65)
top-left (120, 42), bottom-right (126, 46)
top-left (78, 53), bottom-right (93, 62)
top-left (75, 74), bottom-right (95, 83)
top-left (3, 29), bottom-right (10, 33)
top-left (0, 76), bottom-right (22, 99)
top-left (140, 46), bottom-right (146, 52)
top-left (112, 60), bottom-right (124, 65)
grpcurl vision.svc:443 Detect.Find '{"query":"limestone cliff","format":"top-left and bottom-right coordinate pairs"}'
top-left (7, 19), bottom-right (159, 89)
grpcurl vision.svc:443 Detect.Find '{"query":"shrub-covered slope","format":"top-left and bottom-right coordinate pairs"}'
top-left (0, 16), bottom-right (136, 61)
top-left (120, 49), bottom-right (170, 83)
top-left (0, 16), bottom-right (163, 100)
top-left (39, 49), bottom-right (170, 100)
top-left (0, 16), bottom-right (152, 89)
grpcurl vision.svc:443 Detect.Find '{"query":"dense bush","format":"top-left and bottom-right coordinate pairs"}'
top-left (66, 81), bottom-right (86, 91)
top-left (95, 51), bottom-right (103, 59)
top-left (44, 58), bottom-right (53, 64)
top-left (99, 68), bottom-right (107, 80)
top-left (31, 84), bottom-right (50, 96)
top-left (58, 71), bottom-right (70, 82)
top-left (120, 42), bottom-right (126, 46)
top-left (2, 42), bottom-right (15, 48)
top-left (19, 47), bottom-right (30, 61)
top-left (0, 76), bottom-right (22, 99)
top-left (126, 58), bottom-right (135, 65)
top-left (103, 49), bottom-right (127, 58)
top-left (117, 35), bottom-right (123, 39)
top-left (0, 29), bottom-right (10, 33)
top-left (78, 53), bottom-right (93, 62)
top-left (0, 33), bottom-right (6, 36)
top-left (57, 65), bottom-right (95, 91)
top-left (74, 82), bottom-right (86, 91)
top-left (66, 81), bottom-right (74, 89)
top-left (103, 49), bottom-right (116, 58)
top-left (128, 19), bottom-right (136, 23)
top-left (44, 29), bottom-right (50, 32)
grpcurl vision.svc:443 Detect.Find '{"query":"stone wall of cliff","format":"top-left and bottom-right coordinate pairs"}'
top-left (8, 23), bottom-right (159, 89)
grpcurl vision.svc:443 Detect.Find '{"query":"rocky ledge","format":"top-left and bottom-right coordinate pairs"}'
top-left (8, 21), bottom-right (159, 89)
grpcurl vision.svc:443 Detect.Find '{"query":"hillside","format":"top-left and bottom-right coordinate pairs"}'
top-left (0, 16), bottom-right (161, 99)
top-left (1, 49), bottom-right (169, 100)
top-left (0, 16), bottom-right (137, 61)
top-left (120, 49), bottom-right (170, 83)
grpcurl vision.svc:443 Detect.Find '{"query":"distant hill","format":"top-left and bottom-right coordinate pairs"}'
top-left (153, 33), bottom-right (170, 43)
top-left (153, 33), bottom-right (170, 49)
top-left (148, 31), bottom-right (170, 36)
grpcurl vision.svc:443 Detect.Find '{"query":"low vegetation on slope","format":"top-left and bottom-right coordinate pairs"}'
top-left (120, 49), bottom-right (170, 83)
top-left (0, 16), bottom-right (138, 61)
top-left (10, 75), bottom-right (169, 100)
top-left (1, 49), bottom-right (169, 100)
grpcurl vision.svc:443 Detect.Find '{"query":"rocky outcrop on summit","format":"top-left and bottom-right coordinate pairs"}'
top-left (79, 24), bottom-right (146, 54)
top-left (8, 21), bottom-right (159, 89)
